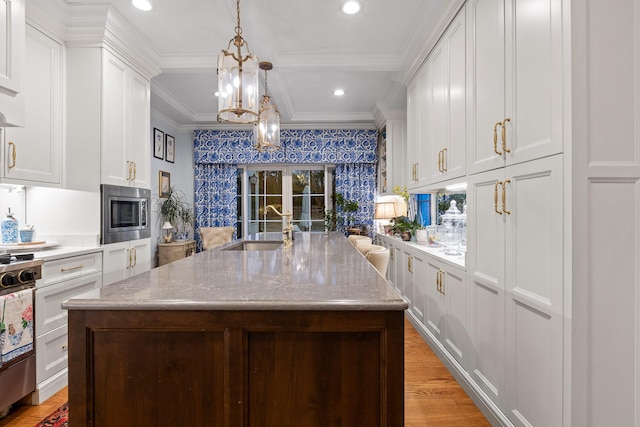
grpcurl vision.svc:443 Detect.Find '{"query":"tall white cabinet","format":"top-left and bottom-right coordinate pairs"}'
top-left (101, 51), bottom-right (151, 189)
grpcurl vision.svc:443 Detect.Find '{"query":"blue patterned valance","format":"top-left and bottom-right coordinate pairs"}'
top-left (194, 129), bottom-right (378, 164)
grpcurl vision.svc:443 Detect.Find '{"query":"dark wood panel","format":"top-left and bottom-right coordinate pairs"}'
top-left (91, 329), bottom-right (225, 426)
top-left (247, 331), bottom-right (380, 426)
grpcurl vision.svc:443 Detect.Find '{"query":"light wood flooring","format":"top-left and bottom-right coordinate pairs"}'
top-left (0, 317), bottom-right (489, 426)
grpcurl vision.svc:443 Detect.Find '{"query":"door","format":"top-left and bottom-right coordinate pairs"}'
top-left (128, 71), bottom-right (150, 189)
top-left (246, 166), bottom-right (328, 237)
top-left (467, 167), bottom-right (506, 406)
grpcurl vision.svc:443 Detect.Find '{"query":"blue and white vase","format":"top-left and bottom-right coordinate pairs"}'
top-left (1, 209), bottom-right (18, 244)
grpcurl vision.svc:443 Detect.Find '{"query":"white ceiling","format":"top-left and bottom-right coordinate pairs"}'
top-left (66, 0), bottom-right (448, 127)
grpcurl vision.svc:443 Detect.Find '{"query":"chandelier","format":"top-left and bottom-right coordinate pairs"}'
top-left (254, 61), bottom-right (281, 151)
top-left (217, 0), bottom-right (259, 124)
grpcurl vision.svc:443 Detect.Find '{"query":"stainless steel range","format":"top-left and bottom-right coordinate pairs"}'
top-left (0, 254), bottom-right (42, 414)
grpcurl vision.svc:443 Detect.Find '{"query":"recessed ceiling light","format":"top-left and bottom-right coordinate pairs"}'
top-left (132, 0), bottom-right (153, 11)
top-left (340, 1), bottom-right (362, 15)
top-left (333, 89), bottom-right (345, 96)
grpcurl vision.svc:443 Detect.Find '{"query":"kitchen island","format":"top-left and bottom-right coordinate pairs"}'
top-left (63, 232), bottom-right (407, 426)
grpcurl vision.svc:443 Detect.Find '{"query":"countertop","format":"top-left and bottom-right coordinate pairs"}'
top-left (63, 232), bottom-right (408, 312)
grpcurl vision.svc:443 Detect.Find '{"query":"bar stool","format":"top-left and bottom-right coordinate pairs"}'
top-left (199, 226), bottom-right (234, 250)
top-left (366, 248), bottom-right (390, 276)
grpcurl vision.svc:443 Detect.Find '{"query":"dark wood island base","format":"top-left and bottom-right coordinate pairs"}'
top-left (68, 309), bottom-right (404, 426)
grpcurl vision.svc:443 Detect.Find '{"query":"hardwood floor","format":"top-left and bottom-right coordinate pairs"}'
top-left (0, 317), bottom-right (488, 426)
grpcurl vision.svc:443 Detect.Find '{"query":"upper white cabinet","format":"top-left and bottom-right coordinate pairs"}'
top-left (2, 25), bottom-right (62, 186)
top-left (66, 48), bottom-right (151, 191)
top-left (466, 0), bottom-right (563, 175)
top-left (407, 8), bottom-right (466, 189)
top-left (0, 0), bottom-right (25, 126)
top-left (101, 51), bottom-right (150, 189)
top-left (378, 120), bottom-right (406, 195)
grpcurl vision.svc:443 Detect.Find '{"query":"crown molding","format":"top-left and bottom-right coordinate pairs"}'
top-left (64, 3), bottom-right (161, 80)
top-left (401, 0), bottom-right (466, 85)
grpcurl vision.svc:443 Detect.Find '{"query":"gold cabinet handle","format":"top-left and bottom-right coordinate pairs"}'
top-left (61, 264), bottom-right (84, 272)
top-left (494, 181), bottom-right (503, 215)
top-left (132, 161), bottom-right (137, 180)
top-left (440, 271), bottom-right (445, 295)
top-left (408, 256), bottom-right (413, 273)
top-left (127, 161), bottom-right (132, 181)
top-left (493, 122), bottom-right (503, 155)
top-left (132, 248), bottom-right (137, 267)
top-left (127, 248), bottom-right (132, 268)
top-left (436, 271), bottom-right (440, 292)
top-left (441, 148), bottom-right (447, 172)
top-left (502, 179), bottom-right (511, 215)
top-left (438, 150), bottom-right (442, 172)
top-left (390, 247), bottom-right (394, 260)
top-left (8, 141), bottom-right (17, 169)
top-left (502, 118), bottom-right (511, 153)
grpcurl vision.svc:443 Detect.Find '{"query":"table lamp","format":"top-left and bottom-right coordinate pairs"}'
top-left (374, 202), bottom-right (397, 233)
top-left (162, 221), bottom-right (173, 243)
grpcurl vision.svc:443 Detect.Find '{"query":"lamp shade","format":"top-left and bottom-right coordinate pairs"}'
top-left (162, 222), bottom-right (173, 230)
top-left (374, 202), bottom-right (397, 220)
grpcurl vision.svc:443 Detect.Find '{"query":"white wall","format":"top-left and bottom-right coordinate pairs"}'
top-left (149, 110), bottom-right (195, 266)
top-left (25, 186), bottom-right (100, 246)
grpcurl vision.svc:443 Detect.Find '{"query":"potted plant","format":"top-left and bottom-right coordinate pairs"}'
top-left (157, 186), bottom-right (195, 241)
top-left (325, 193), bottom-right (359, 232)
top-left (389, 216), bottom-right (420, 241)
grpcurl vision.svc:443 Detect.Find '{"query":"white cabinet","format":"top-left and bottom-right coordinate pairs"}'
top-left (66, 48), bottom-right (151, 191)
top-left (423, 257), bottom-right (468, 369)
top-left (102, 238), bottom-right (151, 286)
top-left (466, 0), bottom-right (563, 176)
top-left (378, 120), bottom-right (406, 195)
top-left (2, 25), bottom-right (62, 186)
top-left (405, 248), bottom-right (425, 323)
top-left (0, 0), bottom-right (25, 126)
top-left (407, 7), bottom-right (466, 189)
top-left (467, 154), bottom-right (563, 425)
top-left (33, 250), bottom-right (103, 404)
top-left (101, 51), bottom-right (151, 189)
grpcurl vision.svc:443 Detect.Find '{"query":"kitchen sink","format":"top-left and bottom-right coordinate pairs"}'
top-left (221, 240), bottom-right (283, 251)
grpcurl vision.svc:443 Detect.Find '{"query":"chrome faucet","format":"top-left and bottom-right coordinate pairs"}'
top-left (264, 205), bottom-right (293, 247)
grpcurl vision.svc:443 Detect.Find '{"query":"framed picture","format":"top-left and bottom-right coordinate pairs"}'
top-left (159, 171), bottom-right (171, 198)
top-left (165, 134), bottom-right (175, 163)
top-left (153, 128), bottom-right (164, 160)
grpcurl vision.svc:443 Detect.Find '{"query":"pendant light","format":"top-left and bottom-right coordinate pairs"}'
top-left (254, 61), bottom-right (281, 151)
top-left (217, 0), bottom-right (259, 124)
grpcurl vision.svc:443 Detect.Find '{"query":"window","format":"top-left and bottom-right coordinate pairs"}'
top-left (240, 165), bottom-right (332, 238)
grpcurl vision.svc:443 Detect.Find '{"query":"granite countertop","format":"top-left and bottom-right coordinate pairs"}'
top-left (63, 233), bottom-right (408, 312)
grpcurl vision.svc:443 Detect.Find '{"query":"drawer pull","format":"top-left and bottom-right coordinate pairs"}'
top-left (61, 264), bottom-right (84, 272)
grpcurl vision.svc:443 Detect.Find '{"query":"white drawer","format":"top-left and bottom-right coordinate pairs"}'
top-left (36, 324), bottom-right (68, 383)
top-left (41, 251), bottom-right (102, 287)
top-left (36, 272), bottom-right (102, 335)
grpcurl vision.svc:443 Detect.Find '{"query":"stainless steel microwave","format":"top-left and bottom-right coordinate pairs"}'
top-left (101, 184), bottom-right (150, 244)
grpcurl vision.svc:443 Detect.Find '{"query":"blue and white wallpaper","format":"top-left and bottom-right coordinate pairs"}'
top-left (194, 129), bottom-right (378, 249)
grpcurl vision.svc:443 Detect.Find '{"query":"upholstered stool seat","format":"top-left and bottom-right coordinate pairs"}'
top-left (348, 235), bottom-right (370, 246)
top-left (366, 248), bottom-right (390, 276)
top-left (199, 226), bottom-right (234, 250)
